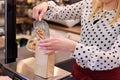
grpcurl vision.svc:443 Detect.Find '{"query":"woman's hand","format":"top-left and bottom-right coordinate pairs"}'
top-left (0, 76), bottom-right (12, 80)
top-left (33, 2), bottom-right (48, 21)
top-left (38, 37), bottom-right (77, 54)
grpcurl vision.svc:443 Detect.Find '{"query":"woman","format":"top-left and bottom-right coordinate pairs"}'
top-left (33, 0), bottom-right (120, 80)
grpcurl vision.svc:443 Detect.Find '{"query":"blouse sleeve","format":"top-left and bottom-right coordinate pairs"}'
top-left (43, 0), bottom-right (85, 20)
top-left (72, 34), bottom-right (120, 71)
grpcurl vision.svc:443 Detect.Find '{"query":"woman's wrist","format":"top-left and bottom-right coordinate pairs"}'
top-left (69, 41), bottom-right (77, 53)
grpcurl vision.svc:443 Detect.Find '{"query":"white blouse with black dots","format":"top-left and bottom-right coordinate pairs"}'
top-left (43, 0), bottom-right (120, 71)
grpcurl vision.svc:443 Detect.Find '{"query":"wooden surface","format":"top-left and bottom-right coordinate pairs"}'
top-left (16, 17), bottom-right (25, 24)
top-left (48, 22), bottom-right (81, 35)
top-left (0, 37), bottom-right (4, 49)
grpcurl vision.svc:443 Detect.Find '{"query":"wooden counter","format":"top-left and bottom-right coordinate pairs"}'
top-left (48, 22), bottom-right (81, 35)
top-left (17, 17), bottom-right (81, 35)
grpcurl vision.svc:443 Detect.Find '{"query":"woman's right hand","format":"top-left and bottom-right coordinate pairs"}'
top-left (0, 76), bottom-right (12, 80)
top-left (33, 2), bottom-right (48, 21)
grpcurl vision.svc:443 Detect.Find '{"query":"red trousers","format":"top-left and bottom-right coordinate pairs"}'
top-left (72, 60), bottom-right (120, 80)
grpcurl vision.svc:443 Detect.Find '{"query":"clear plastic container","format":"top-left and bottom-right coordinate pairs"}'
top-left (33, 20), bottom-right (50, 39)
top-left (26, 20), bottom-right (50, 52)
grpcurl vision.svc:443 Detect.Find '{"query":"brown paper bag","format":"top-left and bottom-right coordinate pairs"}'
top-left (34, 43), bottom-right (55, 78)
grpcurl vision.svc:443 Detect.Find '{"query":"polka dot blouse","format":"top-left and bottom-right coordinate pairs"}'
top-left (44, 0), bottom-right (120, 71)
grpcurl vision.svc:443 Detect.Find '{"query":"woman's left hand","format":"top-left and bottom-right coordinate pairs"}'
top-left (38, 37), bottom-right (77, 54)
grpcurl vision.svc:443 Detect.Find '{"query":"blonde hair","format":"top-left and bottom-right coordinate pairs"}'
top-left (89, 0), bottom-right (120, 24)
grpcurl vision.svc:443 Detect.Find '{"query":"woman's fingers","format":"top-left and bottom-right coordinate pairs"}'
top-left (38, 8), bottom-right (48, 21)
top-left (39, 38), bottom-right (51, 43)
top-left (33, 6), bottom-right (40, 20)
top-left (0, 76), bottom-right (12, 80)
top-left (39, 42), bottom-right (52, 47)
top-left (39, 46), bottom-right (54, 50)
top-left (38, 38), bottom-right (53, 47)
top-left (44, 50), bottom-right (55, 54)
top-left (33, 2), bottom-right (48, 20)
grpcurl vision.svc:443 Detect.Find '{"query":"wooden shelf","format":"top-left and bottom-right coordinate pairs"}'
top-left (16, 17), bottom-right (81, 35)
top-left (48, 22), bottom-right (81, 35)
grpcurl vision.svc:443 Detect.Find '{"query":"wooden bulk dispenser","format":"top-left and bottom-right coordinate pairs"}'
top-left (33, 20), bottom-right (55, 78)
